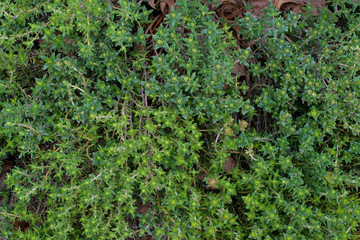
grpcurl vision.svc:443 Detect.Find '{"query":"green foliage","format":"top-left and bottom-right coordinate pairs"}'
top-left (0, 0), bottom-right (360, 239)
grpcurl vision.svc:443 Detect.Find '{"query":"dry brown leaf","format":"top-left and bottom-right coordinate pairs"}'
top-left (0, 160), bottom-right (13, 191)
top-left (112, 3), bottom-right (121, 9)
top-left (136, 199), bottom-right (152, 214)
top-left (306, 0), bottom-right (326, 15)
top-left (273, 0), bottom-right (301, 9)
top-left (274, 0), bottom-right (326, 15)
top-left (0, 174), bottom-right (7, 191)
top-left (215, 1), bottom-right (245, 21)
top-left (148, 0), bottom-right (159, 9)
top-left (13, 218), bottom-right (30, 232)
top-left (223, 156), bottom-right (237, 172)
top-left (160, 0), bottom-right (177, 15)
top-left (247, 0), bottom-right (326, 15)
top-left (232, 61), bottom-right (247, 76)
top-left (248, 0), bottom-right (271, 15)
top-left (197, 171), bottom-right (207, 181)
top-left (1, 160), bottom-right (13, 205)
top-left (64, 36), bottom-right (76, 46)
top-left (280, 2), bottom-right (305, 14)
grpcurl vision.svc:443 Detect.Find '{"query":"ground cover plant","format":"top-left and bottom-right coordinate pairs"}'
top-left (0, 0), bottom-right (360, 239)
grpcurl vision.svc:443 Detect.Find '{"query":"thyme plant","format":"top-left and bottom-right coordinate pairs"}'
top-left (0, 0), bottom-right (359, 239)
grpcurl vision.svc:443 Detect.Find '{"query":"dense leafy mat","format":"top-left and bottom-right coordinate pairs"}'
top-left (0, 0), bottom-right (360, 239)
